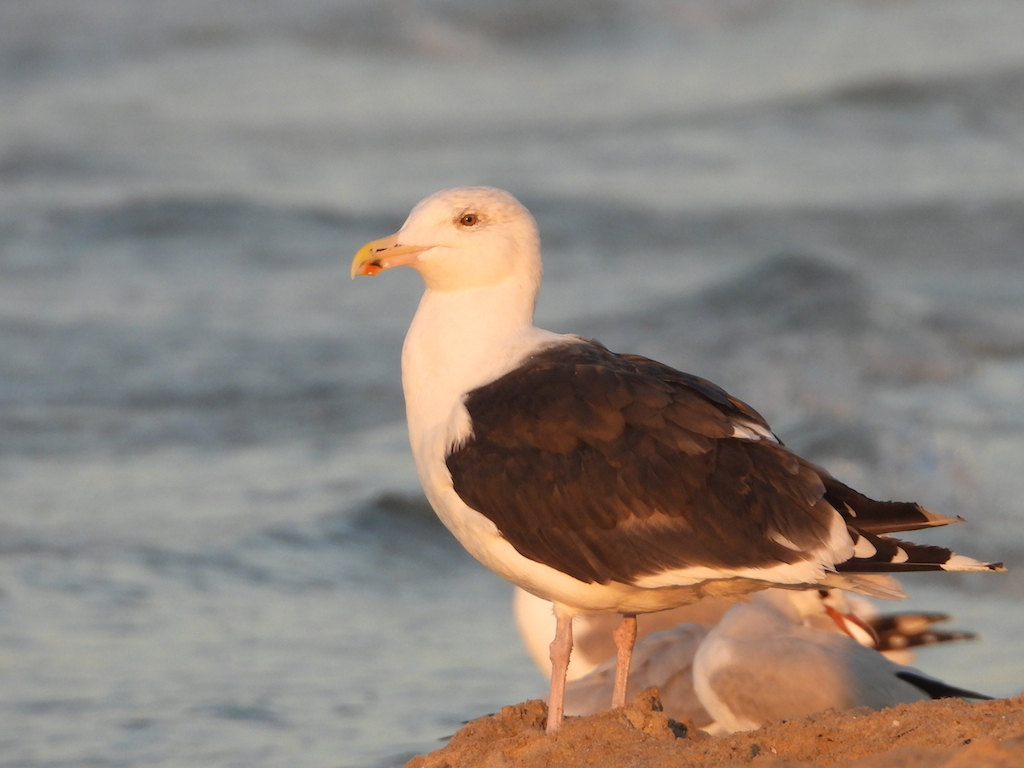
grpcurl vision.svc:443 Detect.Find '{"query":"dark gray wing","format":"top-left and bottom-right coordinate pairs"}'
top-left (446, 340), bottom-right (839, 585)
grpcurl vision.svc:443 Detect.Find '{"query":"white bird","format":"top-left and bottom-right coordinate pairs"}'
top-left (692, 590), bottom-right (990, 733)
top-left (351, 186), bottom-right (1002, 733)
top-left (548, 585), bottom-right (981, 728)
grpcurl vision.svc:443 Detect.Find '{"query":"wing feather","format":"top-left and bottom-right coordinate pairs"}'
top-left (446, 339), bottom-right (991, 585)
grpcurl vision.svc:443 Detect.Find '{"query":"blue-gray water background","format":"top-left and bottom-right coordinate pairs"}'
top-left (2, 1), bottom-right (1024, 766)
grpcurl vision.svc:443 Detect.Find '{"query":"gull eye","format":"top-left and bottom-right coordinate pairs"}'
top-left (457, 212), bottom-right (479, 227)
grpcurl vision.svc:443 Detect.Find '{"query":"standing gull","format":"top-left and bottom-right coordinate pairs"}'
top-left (350, 186), bottom-right (1003, 733)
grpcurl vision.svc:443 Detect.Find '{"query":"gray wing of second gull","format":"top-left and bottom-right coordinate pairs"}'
top-left (692, 594), bottom-right (987, 732)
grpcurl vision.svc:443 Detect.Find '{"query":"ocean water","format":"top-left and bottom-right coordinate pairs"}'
top-left (1, 1), bottom-right (1024, 766)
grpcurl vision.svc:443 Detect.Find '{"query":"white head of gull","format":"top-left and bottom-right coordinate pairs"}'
top-left (351, 186), bottom-right (1003, 733)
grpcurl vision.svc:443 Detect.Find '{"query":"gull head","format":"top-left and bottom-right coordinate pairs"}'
top-left (351, 186), bottom-right (542, 293)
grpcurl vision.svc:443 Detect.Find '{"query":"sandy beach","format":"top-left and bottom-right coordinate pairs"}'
top-left (406, 691), bottom-right (1024, 768)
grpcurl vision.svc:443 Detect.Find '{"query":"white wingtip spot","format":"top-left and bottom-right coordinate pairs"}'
top-left (853, 535), bottom-right (877, 558)
top-left (942, 554), bottom-right (993, 571)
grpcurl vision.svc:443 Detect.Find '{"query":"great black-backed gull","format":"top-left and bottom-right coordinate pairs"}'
top-left (350, 186), bottom-right (1003, 733)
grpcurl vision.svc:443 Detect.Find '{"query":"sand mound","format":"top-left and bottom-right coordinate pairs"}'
top-left (406, 690), bottom-right (1024, 768)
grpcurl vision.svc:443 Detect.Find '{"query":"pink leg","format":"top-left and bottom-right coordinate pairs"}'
top-left (546, 613), bottom-right (573, 733)
top-left (611, 613), bottom-right (637, 708)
